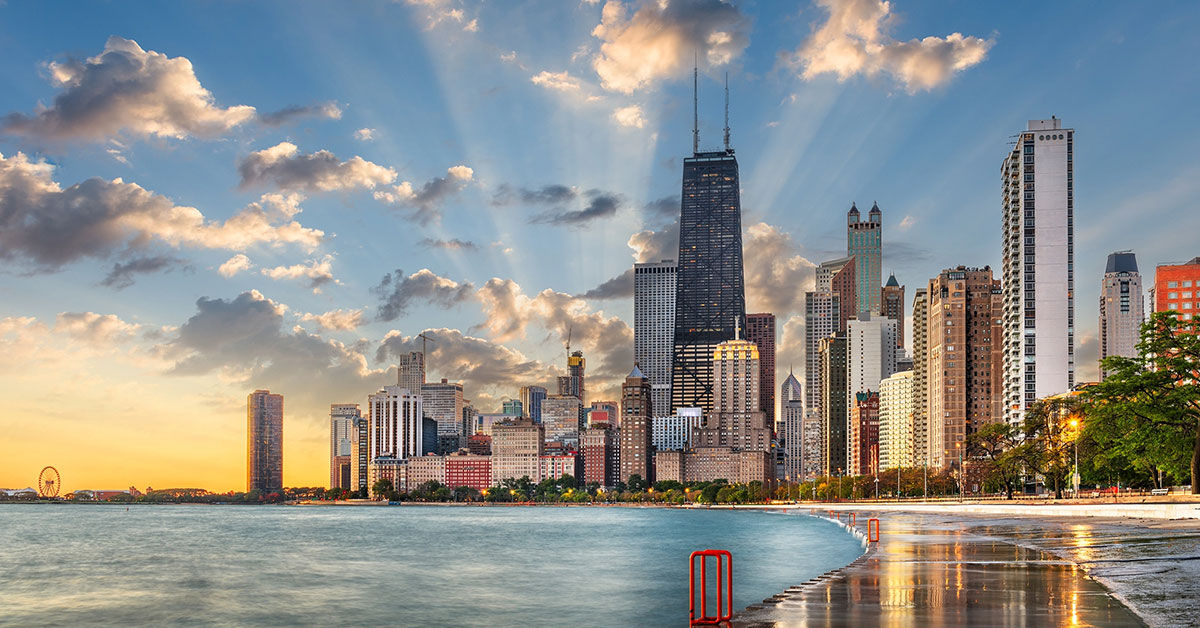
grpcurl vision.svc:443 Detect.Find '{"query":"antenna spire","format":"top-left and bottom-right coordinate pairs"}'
top-left (723, 72), bottom-right (730, 151)
top-left (692, 57), bottom-right (699, 154)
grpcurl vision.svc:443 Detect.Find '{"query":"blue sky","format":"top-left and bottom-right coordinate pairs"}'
top-left (3, 0), bottom-right (1199, 489)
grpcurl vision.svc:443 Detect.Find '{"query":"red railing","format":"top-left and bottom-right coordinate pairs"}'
top-left (868, 518), bottom-right (880, 542)
top-left (689, 549), bottom-right (733, 625)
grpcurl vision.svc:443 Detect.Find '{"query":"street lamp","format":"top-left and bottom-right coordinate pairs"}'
top-left (874, 477), bottom-right (879, 500)
top-left (1069, 418), bottom-right (1080, 497)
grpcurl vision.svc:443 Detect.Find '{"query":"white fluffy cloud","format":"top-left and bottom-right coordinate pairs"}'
top-left (591, 0), bottom-right (751, 93)
top-left (238, 142), bottom-right (396, 193)
top-left (0, 151), bottom-right (323, 270)
top-left (354, 128), bottom-right (376, 141)
top-left (612, 104), bottom-right (647, 128)
top-left (787, 0), bottom-right (993, 92)
top-left (218, 254), bottom-right (253, 278)
top-left (374, 165), bottom-right (474, 224)
top-left (1, 36), bottom-right (256, 142)
top-left (531, 70), bottom-right (584, 92)
top-left (300, 308), bottom-right (366, 332)
top-left (260, 254), bottom-right (340, 293)
top-left (743, 222), bottom-right (817, 319)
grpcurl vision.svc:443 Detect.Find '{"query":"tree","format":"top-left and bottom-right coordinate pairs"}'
top-left (968, 422), bottom-right (1024, 499)
top-left (1019, 396), bottom-right (1078, 499)
top-left (627, 474), bottom-right (647, 492)
top-left (372, 478), bottom-right (394, 501)
top-left (1083, 312), bottom-right (1200, 493)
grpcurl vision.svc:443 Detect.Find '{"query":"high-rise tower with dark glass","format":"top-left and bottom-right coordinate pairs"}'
top-left (671, 147), bottom-right (746, 414)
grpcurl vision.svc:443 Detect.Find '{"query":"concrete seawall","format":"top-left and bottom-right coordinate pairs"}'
top-left (730, 501), bottom-right (1200, 520)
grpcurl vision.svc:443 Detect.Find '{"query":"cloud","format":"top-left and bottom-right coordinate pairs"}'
top-left (591, 0), bottom-right (751, 93)
top-left (1, 36), bottom-right (256, 143)
top-left (743, 222), bottom-right (817, 319)
top-left (897, 214), bottom-right (916, 231)
top-left (1075, 330), bottom-right (1100, 384)
top-left (531, 190), bottom-right (622, 226)
top-left (373, 165), bottom-right (474, 224)
top-left (300, 308), bottom-right (366, 332)
top-left (218, 253), bottom-right (253, 278)
top-left (612, 104), bottom-right (646, 128)
top-left (260, 254), bottom-right (339, 293)
top-left (237, 142), bottom-right (395, 193)
top-left (354, 128), bottom-right (376, 141)
top-left (786, 0), bottom-right (993, 92)
top-left (54, 311), bottom-right (142, 344)
top-left (101, 255), bottom-right (188, 289)
top-left (257, 102), bottom-right (343, 126)
top-left (642, 195), bottom-right (679, 223)
top-left (0, 151), bottom-right (323, 270)
top-left (373, 268), bottom-right (476, 322)
top-left (492, 183), bottom-right (578, 206)
top-left (580, 268), bottom-right (634, 300)
top-left (628, 219), bottom-right (679, 263)
top-left (532, 70), bottom-right (584, 92)
top-left (420, 237), bottom-right (479, 251)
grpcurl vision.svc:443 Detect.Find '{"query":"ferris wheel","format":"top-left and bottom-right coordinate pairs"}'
top-left (38, 466), bottom-right (61, 498)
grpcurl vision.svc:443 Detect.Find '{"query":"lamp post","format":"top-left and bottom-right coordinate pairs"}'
top-left (897, 464), bottom-right (902, 501)
top-left (957, 442), bottom-right (964, 503)
top-left (923, 461), bottom-right (928, 502)
top-left (874, 477), bottom-right (879, 500)
top-left (1069, 418), bottom-right (1080, 497)
top-left (837, 469), bottom-right (843, 501)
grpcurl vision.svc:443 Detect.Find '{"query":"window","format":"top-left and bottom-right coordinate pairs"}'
top-left (1185, 281), bottom-right (1193, 288)
top-left (1186, 292), bottom-right (1194, 299)
top-left (1168, 281), bottom-right (1179, 288)
top-left (1169, 303), bottom-right (1178, 310)
top-left (1185, 303), bottom-right (1193, 310)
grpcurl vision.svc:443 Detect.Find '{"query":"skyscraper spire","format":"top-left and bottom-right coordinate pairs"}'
top-left (723, 72), bottom-right (730, 151)
top-left (692, 58), bottom-right (699, 155)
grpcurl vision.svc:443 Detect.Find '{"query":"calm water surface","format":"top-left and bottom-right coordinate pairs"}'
top-left (0, 504), bottom-right (862, 627)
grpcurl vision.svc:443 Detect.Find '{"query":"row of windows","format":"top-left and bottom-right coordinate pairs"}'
top-left (1166, 280), bottom-right (1195, 288)
top-left (1166, 303), bottom-right (1199, 310)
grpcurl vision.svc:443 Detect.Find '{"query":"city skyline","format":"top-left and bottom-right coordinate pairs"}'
top-left (4, 1), bottom-right (1200, 491)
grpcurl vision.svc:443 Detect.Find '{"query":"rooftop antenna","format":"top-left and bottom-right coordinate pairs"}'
top-left (723, 72), bottom-right (730, 151)
top-left (734, 316), bottom-right (740, 341)
top-left (565, 325), bottom-right (573, 361)
top-left (692, 54), bottom-right (699, 154)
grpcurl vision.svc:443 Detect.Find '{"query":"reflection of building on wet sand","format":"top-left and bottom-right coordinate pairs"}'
top-left (733, 513), bottom-right (1148, 627)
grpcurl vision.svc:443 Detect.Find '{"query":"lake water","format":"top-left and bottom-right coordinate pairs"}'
top-left (0, 504), bottom-right (863, 627)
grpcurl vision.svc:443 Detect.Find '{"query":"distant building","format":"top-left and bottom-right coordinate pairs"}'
top-left (819, 333), bottom-right (848, 475)
top-left (467, 434), bottom-right (492, 456)
top-left (745, 313), bottom-right (776, 429)
top-left (519, 385), bottom-right (547, 423)
top-left (846, 313), bottom-right (898, 416)
top-left (475, 413), bottom-right (510, 436)
top-left (557, 351), bottom-right (586, 402)
top-left (540, 454), bottom-right (579, 481)
top-left (446, 452), bottom-right (492, 492)
top-left (781, 370), bottom-right (819, 482)
top-left (1100, 251), bottom-right (1144, 380)
top-left (407, 455), bottom-right (447, 488)
top-left (927, 266), bottom-right (1003, 468)
top-left (368, 385), bottom-right (423, 463)
top-left (398, 351), bottom-right (425, 394)
top-left (330, 403), bottom-right (360, 489)
top-left (847, 202), bottom-right (882, 315)
top-left (542, 395), bottom-right (583, 448)
top-left (421, 379), bottom-right (464, 438)
top-left (652, 408), bottom-right (703, 451)
top-left (635, 259), bottom-right (677, 417)
top-left (693, 337), bottom-right (771, 453)
top-left (582, 423), bottom-right (620, 488)
top-left (247, 390), bottom-right (283, 493)
top-left (910, 287), bottom-right (931, 468)
top-left (849, 391), bottom-right (879, 476)
top-left (882, 274), bottom-right (905, 349)
top-left (619, 365), bottom-right (654, 484)
top-left (878, 370), bottom-right (914, 470)
top-left (806, 257), bottom-right (855, 418)
top-left (367, 457), bottom-right (406, 493)
top-left (491, 419), bottom-right (544, 484)
top-left (502, 398), bottom-right (523, 417)
top-left (1001, 118), bottom-right (1076, 425)
top-left (653, 448), bottom-right (772, 486)
top-left (1152, 256), bottom-right (1200, 316)
top-left (589, 400), bottom-right (620, 427)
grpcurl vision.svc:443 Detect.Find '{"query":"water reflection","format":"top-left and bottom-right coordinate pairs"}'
top-left (735, 515), bottom-right (1144, 627)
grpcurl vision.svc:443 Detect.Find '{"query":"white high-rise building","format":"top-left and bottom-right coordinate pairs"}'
top-left (1099, 251), bottom-right (1143, 380)
top-left (804, 291), bottom-right (837, 413)
top-left (846, 313), bottom-right (898, 412)
top-left (367, 385), bottom-right (423, 462)
top-left (420, 379), bottom-right (464, 437)
top-left (1002, 118), bottom-right (1075, 424)
top-left (910, 288), bottom-right (930, 467)
top-left (329, 404), bottom-right (360, 489)
top-left (634, 260), bottom-right (677, 417)
top-left (781, 370), bottom-right (820, 482)
top-left (652, 407), bottom-right (703, 451)
top-left (878, 370), bottom-right (914, 470)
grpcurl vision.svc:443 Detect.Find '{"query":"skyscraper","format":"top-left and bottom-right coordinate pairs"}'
top-left (671, 133), bottom-right (745, 415)
top-left (421, 379), bottom-right (465, 438)
top-left (692, 336), bottom-right (770, 453)
top-left (927, 267), bottom-right (1003, 468)
top-left (367, 385), bottom-right (423, 461)
top-left (502, 398), bottom-right (523, 417)
top-left (330, 403), bottom-right (360, 489)
top-left (819, 333), bottom-right (848, 475)
top-left (619, 365), bottom-right (654, 484)
top-left (847, 202), bottom-right (882, 315)
top-left (557, 351), bottom-right (586, 403)
top-left (541, 395), bottom-right (583, 448)
top-left (745, 313), bottom-right (776, 428)
top-left (781, 370), bottom-right (817, 482)
top-left (846, 313), bottom-right (898, 416)
top-left (1001, 118), bottom-right (1075, 424)
top-left (804, 256), bottom-right (855, 416)
top-left (398, 351), bottom-right (425, 393)
top-left (848, 391), bottom-right (879, 476)
top-left (910, 287), bottom-right (930, 468)
top-left (519, 385), bottom-right (547, 423)
top-left (634, 259), bottom-right (677, 417)
top-left (1100, 251), bottom-right (1144, 379)
top-left (247, 390), bottom-right (283, 493)
top-left (878, 370), bottom-right (913, 471)
top-left (882, 274), bottom-right (905, 349)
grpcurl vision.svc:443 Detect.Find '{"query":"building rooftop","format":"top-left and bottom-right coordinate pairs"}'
top-left (1105, 251), bottom-right (1139, 274)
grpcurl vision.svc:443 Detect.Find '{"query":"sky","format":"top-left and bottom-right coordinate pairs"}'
top-left (2, 0), bottom-right (1199, 492)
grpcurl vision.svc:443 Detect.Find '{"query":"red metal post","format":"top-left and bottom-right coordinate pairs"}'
top-left (868, 518), bottom-right (880, 542)
top-left (689, 549), bottom-right (733, 624)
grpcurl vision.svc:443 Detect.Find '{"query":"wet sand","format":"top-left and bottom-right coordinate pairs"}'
top-left (733, 512), bottom-right (1158, 627)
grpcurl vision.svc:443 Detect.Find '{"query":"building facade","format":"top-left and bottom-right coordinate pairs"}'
top-left (541, 395), bottom-right (584, 448)
top-left (652, 408), bottom-right (703, 452)
top-left (1099, 251), bottom-right (1144, 380)
top-left (491, 419), bottom-right (545, 484)
top-left (745, 313), bottom-right (776, 428)
top-left (1152, 256), bottom-right (1200, 316)
top-left (368, 385), bottom-right (423, 462)
top-left (848, 391), bottom-right (880, 476)
top-left (634, 259), bottom-right (677, 417)
top-left (846, 314), bottom-right (898, 424)
top-left (582, 424), bottom-right (620, 488)
top-left (927, 266), bottom-right (1003, 468)
top-left (672, 148), bottom-right (746, 416)
top-left (398, 351), bottom-right (425, 393)
top-left (910, 288), bottom-right (930, 467)
top-left (619, 366), bottom-right (654, 484)
top-left (445, 452), bottom-right (491, 492)
top-left (330, 403), bottom-right (360, 489)
top-left (247, 389), bottom-right (283, 493)
top-left (421, 379), bottom-right (464, 438)
top-left (819, 333), bottom-right (848, 475)
top-left (518, 385), bottom-right (547, 423)
top-left (847, 202), bottom-right (882, 315)
top-left (878, 370), bottom-right (914, 470)
top-left (1001, 118), bottom-right (1075, 425)
top-left (882, 274), bottom-right (905, 349)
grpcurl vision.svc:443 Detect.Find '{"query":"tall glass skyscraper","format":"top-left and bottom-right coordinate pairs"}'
top-left (847, 202), bottom-right (882, 315)
top-left (247, 389), bottom-right (283, 493)
top-left (671, 149), bottom-right (746, 415)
